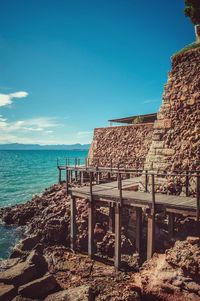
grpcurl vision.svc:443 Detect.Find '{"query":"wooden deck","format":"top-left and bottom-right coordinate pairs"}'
top-left (71, 178), bottom-right (197, 215)
top-left (57, 160), bottom-right (199, 270)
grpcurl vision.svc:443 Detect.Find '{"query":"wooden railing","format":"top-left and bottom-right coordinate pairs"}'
top-left (57, 157), bottom-right (200, 220)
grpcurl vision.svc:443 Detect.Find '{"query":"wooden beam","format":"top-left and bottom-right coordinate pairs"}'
top-left (114, 204), bottom-right (121, 270)
top-left (109, 204), bottom-right (115, 232)
top-left (168, 212), bottom-right (175, 239)
top-left (88, 200), bottom-right (95, 257)
top-left (147, 213), bottom-right (155, 260)
top-left (88, 171), bottom-right (95, 258)
top-left (136, 207), bottom-right (142, 254)
top-left (70, 196), bottom-right (77, 250)
top-left (197, 174), bottom-right (200, 221)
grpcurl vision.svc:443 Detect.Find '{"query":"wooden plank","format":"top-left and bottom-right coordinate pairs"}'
top-left (147, 213), bottom-right (155, 260)
top-left (88, 200), bottom-right (95, 258)
top-left (109, 204), bottom-right (115, 232)
top-left (70, 196), bottom-right (77, 250)
top-left (114, 204), bottom-right (121, 270)
top-left (136, 207), bottom-right (142, 254)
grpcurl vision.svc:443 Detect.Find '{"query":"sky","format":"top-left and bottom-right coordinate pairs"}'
top-left (0, 0), bottom-right (195, 145)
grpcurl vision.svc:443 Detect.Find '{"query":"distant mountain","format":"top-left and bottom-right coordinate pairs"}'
top-left (0, 143), bottom-right (90, 150)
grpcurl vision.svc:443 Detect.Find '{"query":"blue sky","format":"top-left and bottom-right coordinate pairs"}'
top-left (0, 0), bottom-right (194, 144)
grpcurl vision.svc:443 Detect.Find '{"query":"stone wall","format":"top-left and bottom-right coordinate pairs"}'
top-left (88, 124), bottom-right (154, 169)
top-left (144, 48), bottom-right (200, 174)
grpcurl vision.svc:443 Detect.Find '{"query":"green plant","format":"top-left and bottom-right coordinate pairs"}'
top-left (132, 116), bottom-right (144, 124)
top-left (184, 0), bottom-right (200, 25)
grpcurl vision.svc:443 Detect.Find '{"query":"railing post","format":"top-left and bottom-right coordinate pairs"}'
top-left (66, 167), bottom-right (69, 195)
top-left (58, 168), bottom-right (61, 184)
top-left (145, 170), bottom-right (148, 192)
top-left (196, 173), bottom-right (200, 221)
top-left (118, 172), bottom-right (123, 206)
top-left (186, 170), bottom-right (189, 197)
top-left (85, 157), bottom-right (88, 169)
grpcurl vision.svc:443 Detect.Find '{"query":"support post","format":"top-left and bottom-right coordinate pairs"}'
top-left (147, 174), bottom-right (156, 260)
top-left (88, 172), bottom-right (95, 257)
top-left (70, 196), bottom-right (77, 250)
top-left (186, 171), bottom-right (189, 197)
top-left (114, 203), bottom-right (121, 270)
top-left (145, 170), bottom-right (148, 192)
top-left (109, 204), bottom-right (115, 232)
top-left (147, 213), bottom-right (155, 260)
top-left (168, 212), bottom-right (175, 239)
top-left (197, 173), bottom-right (200, 221)
top-left (136, 207), bottom-right (142, 254)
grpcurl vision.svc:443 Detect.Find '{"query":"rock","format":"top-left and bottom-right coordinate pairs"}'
top-left (16, 236), bottom-right (40, 252)
top-left (186, 236), bottom-right (200, 245)
top-left (0, 261), bottom-right (37, 286)
top-left (26, 250), bottom-right (48, 276)
top-left (44, 285), bottom-right (93, 301)
top-left (0, 258), bottom-right (21, 271)
top-left (12, 297), bottom-right (38, 301)
top-left (0, 282), bottom-right (17, 301)
top-left (18, 274), bottom-right (60, 299)
top-left (10, 246), bottom-right (27, 259)
top-left (185, 282), bottom-right (200, 293)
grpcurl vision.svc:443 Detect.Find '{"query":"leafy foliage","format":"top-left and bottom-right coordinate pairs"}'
top-left (132, 116), bottom-right (144, 124)
top-left (172, 42), bottom-right (200, 57)
top-left (184, 0), bottom-right (200, 24)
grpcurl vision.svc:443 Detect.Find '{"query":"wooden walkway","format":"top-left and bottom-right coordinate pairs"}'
top-left (71, 179), bottom-right (197, 213)
top-left (57, 160), bottom-right (200, 270)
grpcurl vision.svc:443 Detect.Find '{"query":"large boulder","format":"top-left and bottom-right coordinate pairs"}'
top-left (0, 282), bottom-right (17, 301)
top-left (18, 274), bottom-right (60, 299)
top-left (44, 285), bottom-right (93, 301)
top-left (0, 258), bottom-right (21, 271)
top-left (0, 261), bottom-right (37, 286)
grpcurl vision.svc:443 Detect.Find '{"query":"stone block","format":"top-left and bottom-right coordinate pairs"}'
top-left (154, 119), bottom-right (172, 130)
top-left (148, 155), bottom-right (167, 163)
top-left (151, 141), bottom-right (165, 149)
top-left (152, 162), bottom-right (168, 171)
top-left (156, 148), bottom-right (175, 156)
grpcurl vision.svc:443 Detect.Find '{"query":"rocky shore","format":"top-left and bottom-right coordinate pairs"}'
top-left (0, 182), bottom-right (200, 300)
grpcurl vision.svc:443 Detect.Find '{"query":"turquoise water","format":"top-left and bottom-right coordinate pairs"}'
top-left (0, 150), bottom-right (88, 259)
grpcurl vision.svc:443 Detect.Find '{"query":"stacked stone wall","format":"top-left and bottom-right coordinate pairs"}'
top-left (145, 48), bottom-right (200, 174)
top-left (88, 124), bottom-right (154, 169)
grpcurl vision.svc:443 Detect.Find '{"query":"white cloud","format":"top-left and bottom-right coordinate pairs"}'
top-left (143, 99), bottom-right (160, 104)
top-left (0, 91), bottom-right (28, 107)
top-left (76, 131), bottom-right (92, 139)
top-left (0, 116), bottom-right (60, 133)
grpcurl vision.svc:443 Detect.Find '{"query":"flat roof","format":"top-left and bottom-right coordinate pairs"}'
top-left (108, 113), bottom-right (157, 124)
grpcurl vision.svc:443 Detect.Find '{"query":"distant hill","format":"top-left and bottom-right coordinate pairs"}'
top-left (0, 143), bottom-right (90, 150)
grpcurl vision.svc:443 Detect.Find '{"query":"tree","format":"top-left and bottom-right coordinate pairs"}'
top-left (185, 0), bottom-right (200, 24)
top-left (185, 0), bottom-right (200, 42)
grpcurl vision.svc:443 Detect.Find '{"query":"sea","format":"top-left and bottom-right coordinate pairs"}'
top-left (0, 149), bottom-right (88, 259)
